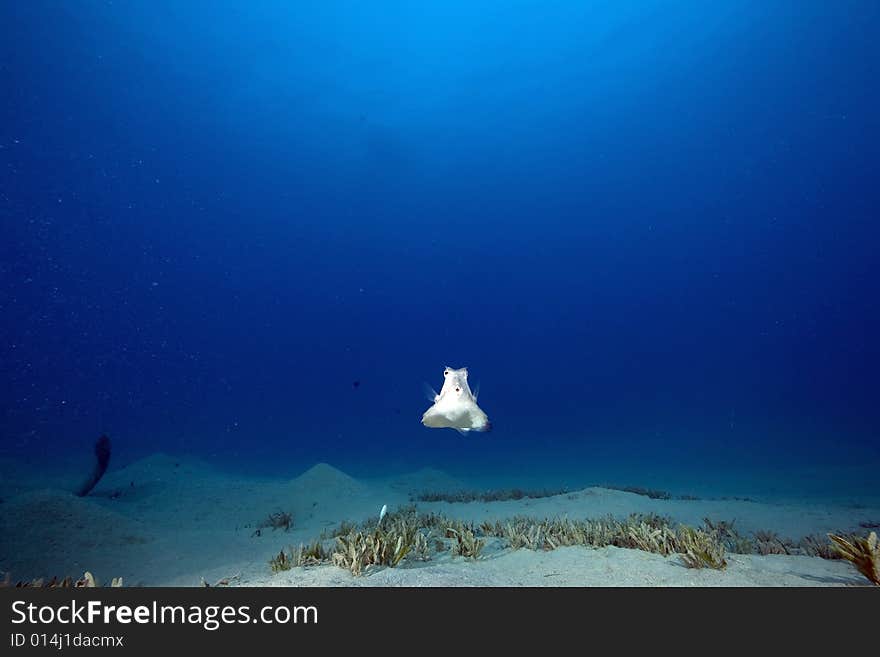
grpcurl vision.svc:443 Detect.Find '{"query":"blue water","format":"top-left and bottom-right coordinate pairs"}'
top-left (2, 1), bottom-right (878, 499)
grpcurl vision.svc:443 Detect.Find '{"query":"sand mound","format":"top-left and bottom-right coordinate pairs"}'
top-left (274, 464), bottom-right (390, 532)
top-left (102, 453), bottom-right (216, 486)
top-left (288, 463), bottom-right (367, 497)
top-left (0, 489), bottom-right (153, 582)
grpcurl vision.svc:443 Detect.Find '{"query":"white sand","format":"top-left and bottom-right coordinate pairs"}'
top-left (0, 455), bottom-right (876, 587)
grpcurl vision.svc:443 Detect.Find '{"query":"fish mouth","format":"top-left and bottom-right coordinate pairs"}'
top-left (478, 420), bottom-right (492, 433)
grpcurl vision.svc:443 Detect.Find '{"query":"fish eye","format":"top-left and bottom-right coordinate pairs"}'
top-left (444, 370), bottom-right (448, 376)
top-left (455, 387), bottom-right (460, 392)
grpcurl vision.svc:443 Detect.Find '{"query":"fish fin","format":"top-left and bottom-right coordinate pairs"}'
top-left (422, 382), bottom-right (439, 403)
top-left (455, 428), bottom-right (470, 437)
top-left (472, 382), bottom-right (480, 401)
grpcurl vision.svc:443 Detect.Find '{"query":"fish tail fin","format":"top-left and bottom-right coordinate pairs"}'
top-left (422, 382), bottom-right (439, 402)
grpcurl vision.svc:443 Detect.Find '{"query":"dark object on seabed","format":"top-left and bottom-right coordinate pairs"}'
top-left (258, 510), bottom-right (294, 532)
top-left (75, 434), bottom-right (112, 497)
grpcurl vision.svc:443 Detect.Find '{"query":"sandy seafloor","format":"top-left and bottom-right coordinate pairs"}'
top-left (1, 455), bottom-right (878, 587)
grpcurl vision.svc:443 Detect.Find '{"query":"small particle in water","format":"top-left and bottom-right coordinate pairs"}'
top-left (151, 281), bottom-right (158, 287)
top-left (352, 380), bottom-right (360, 389)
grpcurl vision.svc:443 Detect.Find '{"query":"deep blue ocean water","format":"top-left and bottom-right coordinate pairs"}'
top-left (2, 1), bottom-right (878, 499)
